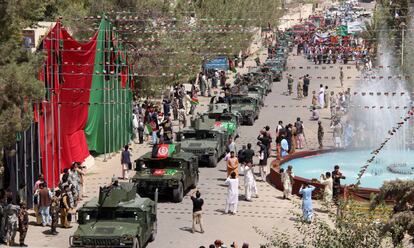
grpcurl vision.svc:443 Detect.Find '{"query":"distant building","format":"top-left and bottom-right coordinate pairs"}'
top-left (22, 21), bottom-right (55, 52)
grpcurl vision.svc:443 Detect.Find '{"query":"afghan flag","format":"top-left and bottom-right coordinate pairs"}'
top-left (156, 144), bottom-right (176, 158)
top-left (146, 124), bottom-right (153, 133)
top-left (214, 121), bottom-right (236, 135)
top-left (190, 97), bottom-right (199, 105)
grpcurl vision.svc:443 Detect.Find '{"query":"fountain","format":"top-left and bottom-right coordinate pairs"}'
top-left (278, 25), bottom-right (414, 190)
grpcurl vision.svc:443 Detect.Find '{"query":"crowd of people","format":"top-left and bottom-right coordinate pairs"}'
top-left (0, 163), bottom-right (85, 246)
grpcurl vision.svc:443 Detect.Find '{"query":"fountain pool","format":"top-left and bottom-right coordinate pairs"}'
top-left (282, 150), bottom-right (414, 188)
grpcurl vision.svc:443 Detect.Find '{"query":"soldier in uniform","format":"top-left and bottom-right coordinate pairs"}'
top-left (18, 202), bottom-right (28, 247)
top-left (50, 190), bottom-right (61, 235)
top-left (318, 121), bottom-right (324, 149)
top-left (60, 185), bottom-right (71, 228)
top-left (287, 74), bottom-right (293, 95)
top-left (4, 196), bottom-right (19, 246)
top-left (297, 77), bottom-right (303, 99)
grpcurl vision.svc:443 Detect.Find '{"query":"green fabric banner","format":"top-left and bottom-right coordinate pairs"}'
top-left (85, 19), bottom-right (133, 154)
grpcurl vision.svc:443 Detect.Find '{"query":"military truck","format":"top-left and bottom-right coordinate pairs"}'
top-left (132, 144), bottom-right (198, 203)
top-left (229, 95), bottom-right (260, 125)
top-left (179, 117), bottom-right (229, 167)
top-left (247, 85), bottom-right (266, 106)
top-left (206, 103), bottom-right (241, 138)
top-left (70, 183), bottom-right (157, 248)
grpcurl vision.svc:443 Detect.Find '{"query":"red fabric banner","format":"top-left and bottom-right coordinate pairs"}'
top-left (38, 21), bottom-right (98, 187)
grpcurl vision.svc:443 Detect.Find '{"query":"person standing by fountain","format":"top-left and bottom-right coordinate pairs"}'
top-left (318, 121), bottom-right (324, 149)
top-left (299, 183), bottom-right (316, 223)
top-left (319, 172), bottom-right (333, 206)
top-left (281, 165), bottom-right (294, 200)
top-left (332, 165), bottom-right (346, 203)
top-left (295, 118), bottom-right (305, 149)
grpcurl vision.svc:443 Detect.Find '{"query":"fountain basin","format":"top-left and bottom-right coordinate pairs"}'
top-left (269, 149), bottom-right (414, 200)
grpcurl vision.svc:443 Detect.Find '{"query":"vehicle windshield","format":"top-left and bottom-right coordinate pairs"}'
top-left (184, 130), bottom-right (216, 139)
top-left (231, 98), bottom-right (252, 104)
top-left (79, 209), bottom-right (141, 223)
top-left (140, 159), bottom-right (182, 169)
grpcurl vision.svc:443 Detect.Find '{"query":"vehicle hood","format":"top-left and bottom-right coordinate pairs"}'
top-left (74, 221), bottom-right (140, 237)
top-left (133, 169), bottom-right (184, 180)
top-left (180, 140), bottom-right (218, 149)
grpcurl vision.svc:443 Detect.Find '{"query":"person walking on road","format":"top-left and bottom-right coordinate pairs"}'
top-left (303, 74), bottom-right (310, 97)
top-left (295, 118), bottom-right (305, 149)
top-left (339, 67), bottom-right (344, 88)
top-left (38, 183), bottom-right (51, 226)
top-left (50, 190), bottom-right (60, 235)
top-left (287, 74), bottom-right (293, 95)
top-left (297, 77), bottom-right (303, 99)
top-left (318, 84), bottom-right (325, 107)
top-left (191, 190), bottom-right (204, 233)
top-left (318, 121), bottom-right (324, 149)
top-left (324, 86), bottom-right (329, 108)
top-left (227, 151), bottom-right (239, 177)
top-left (224, 172), bottom-right (239, 215)
top-left (121, 145), bottom-right (132, 180)
top-left (60, 185), bottom-right (71, 229)
top-left (18, 202), bottom-right (28, 247)
top-left (299, 183), bottom-right (316, 223)
top-left (4, 196), bottom-right (19, 246)
top-left (257, 142), bottom-right (268, 181)
top-left (281, 165), bottom-right (294, 200)
top-left (243, 162), bottom-right (258, 201)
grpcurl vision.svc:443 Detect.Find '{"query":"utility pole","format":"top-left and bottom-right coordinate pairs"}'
top-left (400, 22), bottom-right (406, 67)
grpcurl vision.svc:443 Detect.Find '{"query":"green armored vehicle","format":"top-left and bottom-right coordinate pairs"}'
top-left (132, 144), bottom-right (198, 203)
top-left (247, 85), bottom-right (266, 106)
top-left (229, 95), bottom-right (260, 125)
top-left (70, 182), bottom-right (157, 248)
top-left (206, 102), bottom-right (241, 138)
top-left (179, 117), bottom-right (229, 167)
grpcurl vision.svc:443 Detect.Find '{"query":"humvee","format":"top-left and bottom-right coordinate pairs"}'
top-left (179, 117), bottom-right (229, 167)
top-left (70, 183), bottom-right (157, 248)
top-left (229, 95), bottom-right (260, 125)
top-left (132, 144), bottom-right (198, 203)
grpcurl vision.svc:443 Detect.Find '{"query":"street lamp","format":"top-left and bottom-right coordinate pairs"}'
top-left (399, 22), bottom-right (406, 67)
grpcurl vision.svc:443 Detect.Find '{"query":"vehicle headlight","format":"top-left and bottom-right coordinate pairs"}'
top-left (112, 239), bottom-right (120, 245)
top-left (83, 238), bottom-right (91, 245)
top-left (121, 235), bottom-right (134, 241)
top-left (168, 180), bottom-right (179, 187)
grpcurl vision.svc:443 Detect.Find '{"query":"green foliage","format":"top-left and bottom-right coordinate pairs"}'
top-left (0, 0), bottom-right (47, 150)
top-left (255, 200), bottom-right (395, 248)
top-left (371, 179), bottom-right (414, 246)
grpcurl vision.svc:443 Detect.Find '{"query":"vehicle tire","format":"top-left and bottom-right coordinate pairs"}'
top-left (246, 116), bottom-right (254, 126)
top-left (172, 181), bottom-right (184, 202)
top-left (132, 237), bottom-right (141, 248)
top-left (208, 155), bottom-right (218, 168)
top-left (149, 221), bottom-right (157, 242)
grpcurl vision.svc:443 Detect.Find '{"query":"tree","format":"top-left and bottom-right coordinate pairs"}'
top-left (371, 179), bottom-right (414, 246)
top-left (0, 0), bottom-right (47, 149)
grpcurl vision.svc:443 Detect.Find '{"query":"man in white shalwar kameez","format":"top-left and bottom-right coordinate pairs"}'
top-left (318, 84), bottom-right (325, 107)
top-left (243, 163), bottom-right (258, 201)
top-left (320, 172), bottom-right (333, 205)
top-left (224, 172), bottom-right (239, 214)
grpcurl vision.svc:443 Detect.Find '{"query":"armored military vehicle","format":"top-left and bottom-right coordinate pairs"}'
top-left (179, 117), bottom-right (229, 167)
top-left (132, 144), bottom-right (198, 203)
top-left (206, 102), bottom-right (240, 138)
top-left (229, 95), bottom-right (260, 125)
top-left (70, 183), bottom-right (157, 248)
top-left (247, 85), bottom-right (266, 106)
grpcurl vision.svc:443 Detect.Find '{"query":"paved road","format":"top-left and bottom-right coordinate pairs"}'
top-left (22, 2), bottom-right (370, 247)
top-left (147, 48), bottom-right (360, 247)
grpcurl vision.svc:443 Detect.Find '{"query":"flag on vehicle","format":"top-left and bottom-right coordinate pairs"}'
top-left (156, 144), bottom-right (176, 158)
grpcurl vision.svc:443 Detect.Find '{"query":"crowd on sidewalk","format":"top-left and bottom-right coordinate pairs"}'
top-left (0, 162), bottom-right (85, 246)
